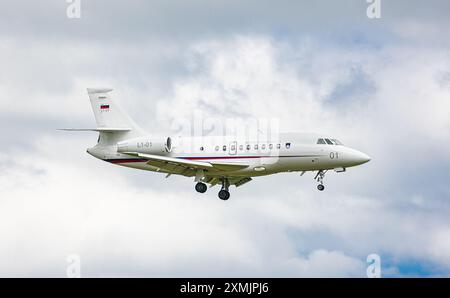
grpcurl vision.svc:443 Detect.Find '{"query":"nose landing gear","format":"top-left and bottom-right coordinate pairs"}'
top-left (314, 170), bottom-right (327, 191)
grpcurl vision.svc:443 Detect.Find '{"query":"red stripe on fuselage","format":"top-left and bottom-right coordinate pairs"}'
top-left (105, 155), bottom-right (322, 164)
top-left (106, 159), bottom-right (148, 164)
top-left (180, 155), bottom-right (322, 160)
top-left (182, 155), bottom-right (266, 160)
top-left (106, 156), bottom-right (267, 164)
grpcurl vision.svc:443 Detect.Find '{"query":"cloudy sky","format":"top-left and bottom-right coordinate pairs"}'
top-left (1, 0), bottom-right (450, 277)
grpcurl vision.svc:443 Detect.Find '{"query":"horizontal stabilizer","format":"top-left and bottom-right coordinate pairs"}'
top-left (59, 128), bottom-right (132, 132)
top-left (87, 88), bottom-right (113, 94)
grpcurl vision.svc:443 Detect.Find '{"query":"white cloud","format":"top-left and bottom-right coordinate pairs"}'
top-left (427, 229), bottom-right (450, 268)
top-left (1, 130), bottom-right (450, 276)
top-left (0, 134), bottom-right (370, 277)
top-left (1, 7), bottom-right (450, 276)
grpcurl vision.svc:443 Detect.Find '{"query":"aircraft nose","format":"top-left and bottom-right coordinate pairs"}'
top-left (343, 147), bottom-right (371, 167)
top-left (352, 150), bottom-right (371, 165)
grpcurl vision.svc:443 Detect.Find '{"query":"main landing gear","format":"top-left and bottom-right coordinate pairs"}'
top-left (194, 170), bottom-right (208, 194)
top-left (195, 182), bottom-right (207, 193)
top-left (194, 178), bottom-right (231, 200)
top-left (218, 178), bottom-right (230, 200)
top-left (314, 170), bottom-right (327, 191)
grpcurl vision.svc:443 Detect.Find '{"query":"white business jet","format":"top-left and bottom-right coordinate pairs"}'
top-left (63, 88), bottom-right (370, 200)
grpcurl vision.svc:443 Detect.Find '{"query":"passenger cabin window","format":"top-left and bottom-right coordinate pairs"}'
top-left (239, 145), bottom-right (243, 151)
top-left (246, 144), bottom-right (251, 150)
top-left (325, 139), bottom-right (333, 145)
top-left (223, 145), bottom-right (227, 151)
top-left (215, 146), bottom-right (219, 151)
top-left (261, 144), bottom-right (266, 150)
top-left (317, 138), bottom-right (326, 145)
top-left (277, 144), bottom-right (281, 149)
top-left (269, 144), bottom-right (273, 149)
top-left (200, 146), bottom-right (204, 151)
top-left (286, 142), bottom-right (291, 149)
top-left (231, 144), bottom-right (236, 150)
top-left (254, 144), bottom-right (258, 150)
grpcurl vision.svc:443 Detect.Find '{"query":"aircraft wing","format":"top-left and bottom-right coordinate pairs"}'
top-left (125, 152), bottom-right (249, 173)
top-left (124, 152), bottom-right (253, 187)
top-left (207, 161), bottom-right (249, 171)
top-left (205, 176), bottom-right (253, 188)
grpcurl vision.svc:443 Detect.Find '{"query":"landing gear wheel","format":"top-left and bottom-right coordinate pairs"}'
top-left (218, 190), bottom-right (230, 200)
top-left (195, 182), bottom-right (207, 193)
top-left (314, 170), bottom-right (327, 191)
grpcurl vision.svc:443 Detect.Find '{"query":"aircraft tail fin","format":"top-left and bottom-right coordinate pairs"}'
top-left (85, 88), bottom-right (146, 143)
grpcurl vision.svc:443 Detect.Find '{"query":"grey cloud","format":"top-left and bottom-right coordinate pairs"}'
top-left (2, 1), bottom-right (450, 43)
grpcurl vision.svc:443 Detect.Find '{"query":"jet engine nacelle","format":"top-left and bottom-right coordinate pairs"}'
top-left (117, 136), bottom-right (172, 154)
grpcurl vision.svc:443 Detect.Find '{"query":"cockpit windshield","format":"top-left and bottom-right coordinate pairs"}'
top-left (317, 138), bottom-right (343, 145)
